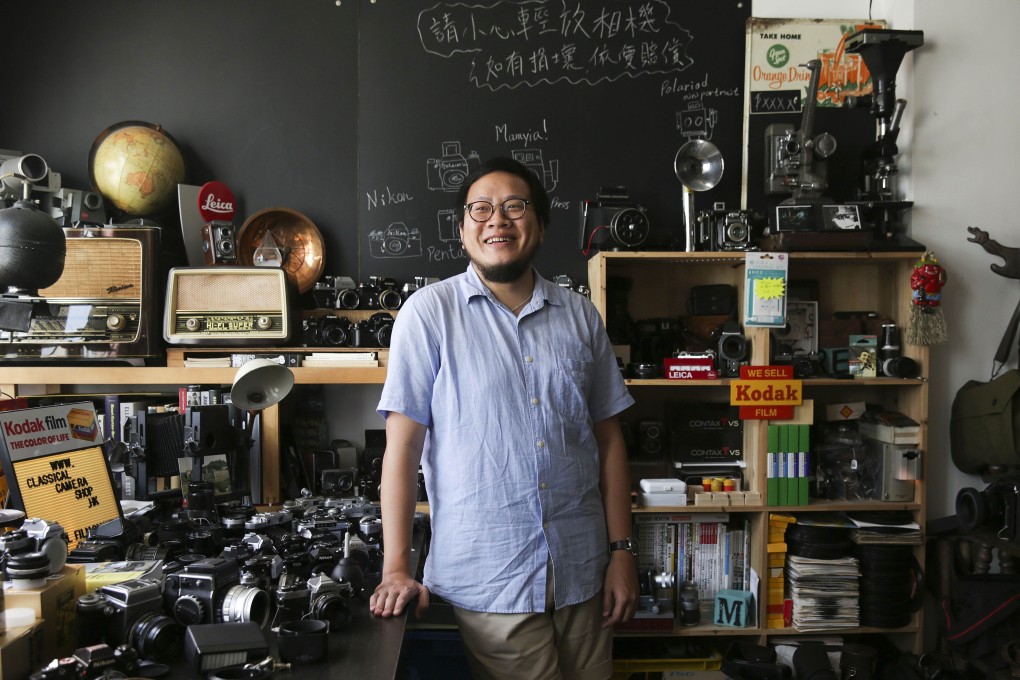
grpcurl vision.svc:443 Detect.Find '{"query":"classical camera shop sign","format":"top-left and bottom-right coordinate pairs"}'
top-left (730, 365), bottom-right (802, 419)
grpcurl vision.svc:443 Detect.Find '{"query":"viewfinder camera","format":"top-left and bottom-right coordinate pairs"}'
top-left (201, 221), bottom-right (238, 265)
top-left (162, 556), bottom-right (271, 627)
top-left (579, 186), bottom-right (650, 253)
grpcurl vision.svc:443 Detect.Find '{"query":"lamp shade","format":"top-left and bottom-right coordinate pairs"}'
top-left (230, 358), bottom-right (294, 410)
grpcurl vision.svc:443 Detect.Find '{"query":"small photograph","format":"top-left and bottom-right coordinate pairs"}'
top-left (823, 204), bottom-right (862, 231)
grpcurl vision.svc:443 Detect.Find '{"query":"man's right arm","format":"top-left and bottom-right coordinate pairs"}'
top-left (369, 411), bottom-right (429, 618)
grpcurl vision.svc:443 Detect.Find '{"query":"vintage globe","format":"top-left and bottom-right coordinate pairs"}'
top-left (89, 121), bottom-right (186, 216)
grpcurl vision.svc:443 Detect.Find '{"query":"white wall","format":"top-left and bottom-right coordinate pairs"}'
top-left (756, 0), bottom-right (1019, 522)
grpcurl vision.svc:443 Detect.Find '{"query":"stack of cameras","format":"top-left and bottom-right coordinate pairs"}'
top-left (10, 492), bottom-right (388, 670)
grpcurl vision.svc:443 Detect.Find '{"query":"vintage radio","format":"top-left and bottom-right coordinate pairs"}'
top-left (164, 266), bottom-right (293, 345)
top-left (0, 226), bottom-right (161, 363)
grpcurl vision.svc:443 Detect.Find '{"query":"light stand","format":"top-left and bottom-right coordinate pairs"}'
top-left (229, 359), bottom-right (295, 502)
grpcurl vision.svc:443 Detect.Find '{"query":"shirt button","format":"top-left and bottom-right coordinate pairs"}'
top-left (537, 440), bottom-right (545, 448)
top-left (525, 356), bottom-right (533, 363)
top-left (543, 522), bottom-right (549, 530)
top-left (531, 397), bottom-right (540, 406)
top-left (540, 482), bottom-right (548, 490)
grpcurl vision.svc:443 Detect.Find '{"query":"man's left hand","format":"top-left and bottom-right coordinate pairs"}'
top-left (601, 551), bottom-right (639, 627)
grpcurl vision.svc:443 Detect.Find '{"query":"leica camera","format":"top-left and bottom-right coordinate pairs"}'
top-left (579, 186), bottom-right (650, 252)
top-left (161, 556), bottom-right (271, 627)
top-left (76, 579), bottom-right (182, 662)
top-left (201, 221), bottom-right (238, 265)
top-left (696, 203), bottom-right (758, 251)
top-left (956, 476), bottom-right (1020, 542)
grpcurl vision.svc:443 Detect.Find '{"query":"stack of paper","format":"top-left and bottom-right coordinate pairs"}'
top-left (183, 356), bottom-right (232, 367)
top-left (786, 554), bottom-right (860, 631)
top-left (301, 352), bottom-right (379, 368)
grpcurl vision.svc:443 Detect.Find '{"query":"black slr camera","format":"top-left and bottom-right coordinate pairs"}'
top-left (696, 203), bottom-right (758, 251)
top-left (162, 556), bottom-right (272, 627)
top-left (302, 314), bottom-right (353, 348)
top-left (30, 644), bottom-right (141, 680)
top-left (76, 579), bottom-right (182, 662)
top-left (956, 476), bottom-right (1020, 542)
top-left (351, 312), bottom-right (395, 348)
top-left (312, 275), bottom-right (356, 309)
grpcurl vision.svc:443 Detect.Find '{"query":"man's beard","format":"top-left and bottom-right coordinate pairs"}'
top-left (472, 257), bottom-right (533, 283)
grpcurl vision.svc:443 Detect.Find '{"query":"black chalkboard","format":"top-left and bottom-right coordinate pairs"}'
top-left (358, 0), bottom-right (751, 282)
top-left (1, 0), bottom-right (750, 289)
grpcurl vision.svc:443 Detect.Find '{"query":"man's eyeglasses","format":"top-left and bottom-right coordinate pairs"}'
top-left (463, 199), bottom-right (530, 222)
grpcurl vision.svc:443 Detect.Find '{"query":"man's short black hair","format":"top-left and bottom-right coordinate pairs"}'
top-left (456, 156), bottom-right (551, 228)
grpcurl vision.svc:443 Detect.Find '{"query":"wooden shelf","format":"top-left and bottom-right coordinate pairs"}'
top-left (0, 365), bottom-right (387, 387)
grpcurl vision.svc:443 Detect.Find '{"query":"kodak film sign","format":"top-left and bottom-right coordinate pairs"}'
top-left (730, 365), bottom-right (802, 419)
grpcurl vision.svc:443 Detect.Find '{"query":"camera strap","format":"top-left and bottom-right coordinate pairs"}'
top-left (992, 295), bottom-right (1020, 378)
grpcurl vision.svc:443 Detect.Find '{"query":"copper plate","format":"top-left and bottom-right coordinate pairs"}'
top-left (238, 207), bottom-right (326, 294)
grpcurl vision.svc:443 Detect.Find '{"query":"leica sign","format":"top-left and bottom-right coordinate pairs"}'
top-left (198, 180), bottom-right (236, 223)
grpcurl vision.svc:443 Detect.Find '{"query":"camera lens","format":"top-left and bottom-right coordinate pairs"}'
top-left (378, 288), bottom-right (403, 311)
top-left (337, 289), bottom-right (360, 310)
top-left (725, 221), bottom-right (748, 243)
top-left (375, 323), bottom-right (393, 348)
top-left (130, 612), bottom-right (183, 662)
top-left (310, 590), bottom-right (351, 630)
top-left (882, 356), bottom-right (918, 379)
top-left (6, 551), bottom-right (51, 588)
top-left (220, 585), bottom-right (271, 628)
top-left (321, 322), bottom-right (349, 347)
top-left (956, 486), bottom-right (1002, 530)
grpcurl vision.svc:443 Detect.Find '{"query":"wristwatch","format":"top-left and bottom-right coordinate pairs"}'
top-left (609, 537), bottom-right (639, 557)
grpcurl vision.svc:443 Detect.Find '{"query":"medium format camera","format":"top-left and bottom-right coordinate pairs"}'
top-left (956, 476), bottom-right (1020, 542)
top-left (162, 555), bottom-right (271, 627)
top-left (695, 203), bottom-right (758, 252)
top-left (578, 186), bottom-right (650, 252)
top-left (368, 223), bottom-right (422, 257)
top-left (76, 579), bottom-right (182, 662)
top-left (201, 220), bottom-right (238, 265)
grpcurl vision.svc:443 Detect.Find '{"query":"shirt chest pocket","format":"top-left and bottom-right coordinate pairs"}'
top-left (552, 348), bottom-right (594, 418)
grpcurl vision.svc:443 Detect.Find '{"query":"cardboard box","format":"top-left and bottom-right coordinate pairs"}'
top-left (0, 621), bottom-right (44, 680)
top-left (5, 564), bottom-right (86, 662)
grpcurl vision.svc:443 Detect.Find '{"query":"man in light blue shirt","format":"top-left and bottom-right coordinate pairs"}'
top-left (371, 157), bottom-right (637, 680)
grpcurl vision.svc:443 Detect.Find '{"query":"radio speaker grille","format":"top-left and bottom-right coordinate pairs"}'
top-left (175, 271), bottom-right (284, 311)
top-left (40, 239), bottom-right (142, 298)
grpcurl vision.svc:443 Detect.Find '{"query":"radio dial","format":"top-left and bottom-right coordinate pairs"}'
top-left (256, 316), bottom-right (272, 330)
top-left (106, 313), bottom-right (126, 331)
top-left (185, 317), bottom-right (202, 332)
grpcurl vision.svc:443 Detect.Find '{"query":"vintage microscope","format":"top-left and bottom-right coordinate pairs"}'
top-left (844, 28), bottom-right (925, 237)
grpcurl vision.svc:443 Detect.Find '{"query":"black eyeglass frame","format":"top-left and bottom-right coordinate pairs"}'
top-left (463, 199), bottom-right (531, 222)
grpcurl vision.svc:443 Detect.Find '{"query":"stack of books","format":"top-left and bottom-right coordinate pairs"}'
top-left (766, 513), bottom-right (795, 628)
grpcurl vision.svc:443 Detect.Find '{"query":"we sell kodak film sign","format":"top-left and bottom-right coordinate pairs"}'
top-left (730, 365), bottom-right (802, 419)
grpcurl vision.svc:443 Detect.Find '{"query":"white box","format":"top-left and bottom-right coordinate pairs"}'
top-left (640, 492), bottom-right (687, 507)
top-left (640, 478), bottom-right (687, 494)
